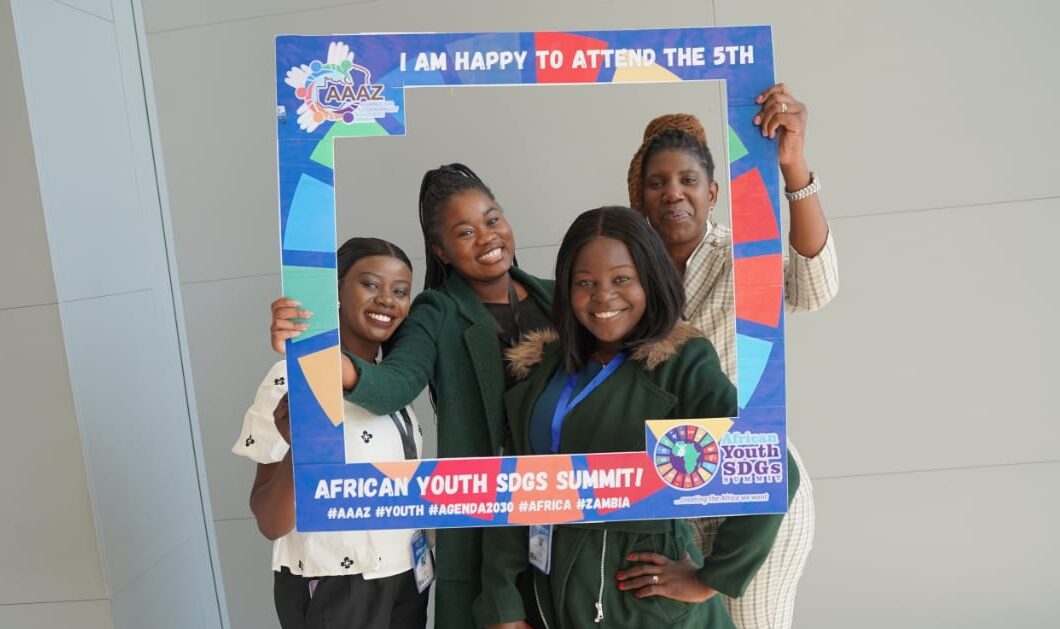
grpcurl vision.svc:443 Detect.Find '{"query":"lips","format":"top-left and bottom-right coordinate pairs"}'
top-left (476, 246), bottom-right (505, 264)
top-left (660, 209), bottom-right (692, 223)
top-left (365, 311), bottom-right (396, 328)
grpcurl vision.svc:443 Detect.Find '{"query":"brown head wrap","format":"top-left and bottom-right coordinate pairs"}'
top-left (626, 113), bottom-right (708, 214)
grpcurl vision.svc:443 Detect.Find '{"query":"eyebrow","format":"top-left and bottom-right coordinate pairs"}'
top-left (573, 264), bottom-right (636, 273)
top-left (357, 271), bottom-right (410, 283)
top-left (447, 205), bottom-right (501, 230)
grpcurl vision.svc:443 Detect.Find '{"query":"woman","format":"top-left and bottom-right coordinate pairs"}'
top-left (626, 85), bottom-right (839, 629)
top-left (271, 165), bottom-right (553, 629)
top-left (237, 237), bottom-right (427, 629)
top-left (474, 207), bottom-right (793, 629)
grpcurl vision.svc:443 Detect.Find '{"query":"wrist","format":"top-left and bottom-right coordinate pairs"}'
top-left (780, 160), bottom-right (811, 189)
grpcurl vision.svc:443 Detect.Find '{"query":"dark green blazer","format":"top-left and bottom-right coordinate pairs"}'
top-left (345, 266), bottom-right (553, 629)
top-left (474, 323), bottom-right (797, 629)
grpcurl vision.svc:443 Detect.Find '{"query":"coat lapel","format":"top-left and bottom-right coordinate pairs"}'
top-left (444, 273), bottom-right (507, 453)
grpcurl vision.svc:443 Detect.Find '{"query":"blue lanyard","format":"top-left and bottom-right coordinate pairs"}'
top-left (550, 352), bottom-right (627, 453)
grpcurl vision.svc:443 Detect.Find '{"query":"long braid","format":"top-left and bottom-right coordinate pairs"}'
top-left (417, 163), bottom-right (497, 291)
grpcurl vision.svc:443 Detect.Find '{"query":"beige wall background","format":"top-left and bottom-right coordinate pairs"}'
top-left (5, 1), bottom-right (1058, 627)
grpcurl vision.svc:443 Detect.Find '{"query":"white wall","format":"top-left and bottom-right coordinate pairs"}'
top-left (1, 1), bottom-right (112, 627)
top-left (7, 0), bottom-right (224, 627)
top-left (7, 0), bottom-right (1057, 627)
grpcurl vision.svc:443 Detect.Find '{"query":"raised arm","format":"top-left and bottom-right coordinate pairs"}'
top-left (755, 83), bottom-right (840, 313)
top-left (342, 291), bottom-right (446, 414)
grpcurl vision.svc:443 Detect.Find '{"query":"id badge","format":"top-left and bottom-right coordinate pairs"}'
top-left (528, 524), bottom-right (553, 574)
top-left (409, 530), bottom-right (435, 593)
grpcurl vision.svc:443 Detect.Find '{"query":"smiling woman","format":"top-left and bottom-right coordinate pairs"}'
top-left (239, 237), bottom-right (429, 629)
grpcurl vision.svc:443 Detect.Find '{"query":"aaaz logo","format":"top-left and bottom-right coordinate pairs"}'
top-left (316, 77), bottom-right (385, 109)
top-left (284, 41), bottom-right (399, 132)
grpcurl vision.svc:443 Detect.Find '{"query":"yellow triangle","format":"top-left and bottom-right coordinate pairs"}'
top-left (373, 461), bottom-right (421, 478)
top-left (612, 63), bottom-right (681, 84)
top-left (646, 418), bottom-right (734, 443)
top-left (298, 345), bottom-right (344, 427)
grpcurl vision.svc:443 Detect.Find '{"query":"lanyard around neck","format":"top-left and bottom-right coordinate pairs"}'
top-left (549, 352), bottom-right (628, 453)
top-left (388, 408), bottom-right (418, 460)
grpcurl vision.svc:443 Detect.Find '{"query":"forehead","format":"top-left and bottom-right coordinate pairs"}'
top-left (347, 255), bottom-right (412, 280)
top-left (573, 236), bottom-right (635, 269)
top-left (644, 148), bottom-right (705, 174)
top-left (440, 188), bottom-right (496, 221)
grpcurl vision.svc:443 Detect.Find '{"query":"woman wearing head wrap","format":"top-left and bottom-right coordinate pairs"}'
top-left (624, 84), bottom-right (839, 629)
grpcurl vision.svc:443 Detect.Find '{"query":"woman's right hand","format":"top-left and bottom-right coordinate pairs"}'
top-left (270, 297), bottom-right (311, 354)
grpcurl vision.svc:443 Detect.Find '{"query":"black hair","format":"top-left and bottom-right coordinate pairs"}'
top-left (642, 129), bottom-right (716, 183)
top-left (552, 206), bottom-right (686, 373)
top-left (417, 163), bottom-right (497, 291)
top-left (336, 237), bottom-right (412, 281)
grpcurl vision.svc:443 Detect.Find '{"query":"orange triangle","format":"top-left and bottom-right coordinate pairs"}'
top-left (298, 345), bottom-right (344, 426)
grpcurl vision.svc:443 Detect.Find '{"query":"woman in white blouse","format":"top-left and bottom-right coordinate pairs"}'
top-left (233, 237), bottom-right (427, 629)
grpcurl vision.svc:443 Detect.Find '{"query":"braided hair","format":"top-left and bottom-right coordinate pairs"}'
top-left (417, 163), bottom-right (498, 291)
top-left (626, 114), bottom-right (715, 215)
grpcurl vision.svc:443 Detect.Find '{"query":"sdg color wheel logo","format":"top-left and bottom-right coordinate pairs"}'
top-left (654, 424), bottom-right (721, 490)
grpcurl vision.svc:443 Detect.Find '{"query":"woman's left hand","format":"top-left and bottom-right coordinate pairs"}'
top-left (616, 552), bottom-right (718, 603)
top-left (753, 83), bottom-right (809, 169)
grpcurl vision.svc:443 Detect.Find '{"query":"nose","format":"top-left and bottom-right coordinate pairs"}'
top-left (591, 283), bottom-right (615, 303)
top-left (662, 180), bottom-right (683, 203)
top-left (374, 291), bottom-right (395, 308)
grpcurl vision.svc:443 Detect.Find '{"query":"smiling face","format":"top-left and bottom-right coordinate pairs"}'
top-left (641, 148), bottom-right (719, 255)
top-left (570, 236), bottom-right (647, 362)
top-left (430, 189), bottom-right (516, 297)
top-left (338, 255), bottom-right (412, 361)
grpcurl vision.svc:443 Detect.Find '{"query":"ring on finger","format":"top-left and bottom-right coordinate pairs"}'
top-left (651, 575), bottom-right (659, 585)
top-left (781, 102), bottom-right (789, 113)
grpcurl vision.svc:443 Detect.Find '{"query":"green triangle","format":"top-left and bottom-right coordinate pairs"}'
top-left (310, 121), bottom-right (389, 169)
top-left (728, 125), bottom-right (749, 164)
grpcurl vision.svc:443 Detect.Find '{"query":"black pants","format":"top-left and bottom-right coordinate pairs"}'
top-left (275, 567), bottom-right (428, 629)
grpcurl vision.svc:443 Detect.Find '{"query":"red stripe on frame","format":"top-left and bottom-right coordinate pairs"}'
top-left (734, 254), bottom-right (783, 327)
top-left (731, 168), bottom-right (779, 244)
top-left (533, 32), bottom-right (608, 83)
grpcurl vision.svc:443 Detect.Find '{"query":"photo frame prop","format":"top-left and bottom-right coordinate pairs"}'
top-left (276, 27), bottom-right (787, 532)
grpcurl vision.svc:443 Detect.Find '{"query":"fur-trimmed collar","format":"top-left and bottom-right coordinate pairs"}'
top-left (505, 321), bottom-right (703, 380)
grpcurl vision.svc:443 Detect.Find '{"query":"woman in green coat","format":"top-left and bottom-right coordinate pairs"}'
top-left (271, 164), bottom-right (553, 629)
top-left (473, 207), bottom-right (797, 629)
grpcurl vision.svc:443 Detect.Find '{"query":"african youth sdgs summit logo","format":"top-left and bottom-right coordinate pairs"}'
top-left (285, 41), bottom-right (398, 132)
top-left (654, 426), bottom-right (785, 490)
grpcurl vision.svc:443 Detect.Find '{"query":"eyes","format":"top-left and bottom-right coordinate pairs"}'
top-left (646, 176), bottom-right (699, 190)
top-left (360, 280), bottom-right (410, 298)
top-left (575, 275), bottom-right (633, 288)
top-left (455, 215), bottom-right (502, 239)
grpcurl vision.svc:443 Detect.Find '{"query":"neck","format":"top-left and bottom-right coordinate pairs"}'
top-left (470, 272), bottom-right (512, 304)
top-left (590, 341), bottom-right (623, 365)
top-left (341, 331), bottom-right (380, 362)
top-left (667, 241), bottom-right (698, 277)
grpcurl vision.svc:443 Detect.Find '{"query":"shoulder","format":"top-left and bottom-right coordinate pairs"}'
top-left (505, 328), bottom-right (559, 381)
top-left (630, 321), bottom-right (704, 371)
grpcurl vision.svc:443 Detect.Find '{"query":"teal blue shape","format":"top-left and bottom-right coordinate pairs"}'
top-left (736, 334), bottom-right (773, 409)
top-left (728, 125), bottom-right (749, 164)
top-left (309, 121), bottom-right (389, 168)
top-left (281, 265), bottom-right (339, 343)
top-left (283, 174), bottom-right (335, 253)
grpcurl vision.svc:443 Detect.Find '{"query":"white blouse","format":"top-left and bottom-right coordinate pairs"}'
top-left (233, 360), bottom-right (423, 579)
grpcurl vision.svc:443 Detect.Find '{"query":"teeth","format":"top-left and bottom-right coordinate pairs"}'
top-left (477, 247), bottom-right (503, 264)
top-left (592, 310), bottom-right (622, 319)
top-left (367, 313), bottom-right (393, 323)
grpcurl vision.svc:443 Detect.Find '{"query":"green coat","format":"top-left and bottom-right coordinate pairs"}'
top-left (473, 323), bottom-right (799, 629)
top-left (344, 266), bottom-right (554, 629)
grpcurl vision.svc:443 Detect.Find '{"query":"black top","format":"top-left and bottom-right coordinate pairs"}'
top-left (484, 296), bottom-right (552, 389)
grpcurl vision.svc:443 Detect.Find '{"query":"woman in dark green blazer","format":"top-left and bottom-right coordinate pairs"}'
top-left (473, 207), bottom-right (796, 629)
top-left (274, 164), bottom-right (554, 629)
